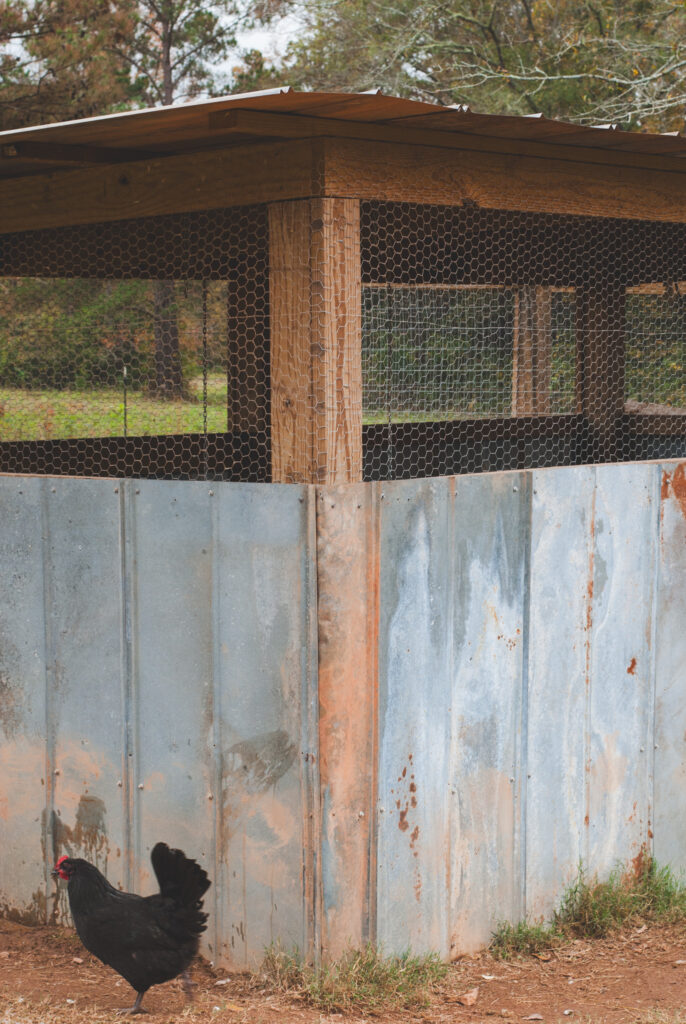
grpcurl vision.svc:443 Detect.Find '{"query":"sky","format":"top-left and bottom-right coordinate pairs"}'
top-left (235, 10), bottom-right (303, 65)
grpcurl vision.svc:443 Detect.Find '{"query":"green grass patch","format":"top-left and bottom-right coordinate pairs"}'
top-left (0, 377), bottom-right (228, 441)
top-left (491, 856), bottom-right (686, 959)
top-left (259, 943), bottom-right (448, 1014)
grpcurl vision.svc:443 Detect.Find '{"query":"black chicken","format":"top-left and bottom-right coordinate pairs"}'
top-left (52, 842), bottom-right (211, 1014)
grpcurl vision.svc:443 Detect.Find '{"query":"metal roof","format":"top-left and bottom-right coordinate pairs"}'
top-left (1, 87), bottom-right (685, 180)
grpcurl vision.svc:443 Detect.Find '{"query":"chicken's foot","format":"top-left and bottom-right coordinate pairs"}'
top-left (115, 991), bottom-right (148, 1015)
top-left (181, 969), bottom-right (196, 1003)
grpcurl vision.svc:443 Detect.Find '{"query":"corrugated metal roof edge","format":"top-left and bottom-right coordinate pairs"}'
top-left (0, 87), bottom-right (683, 157)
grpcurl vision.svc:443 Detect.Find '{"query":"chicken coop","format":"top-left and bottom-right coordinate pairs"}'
top-left (1, 89), bottom-right (686, 967)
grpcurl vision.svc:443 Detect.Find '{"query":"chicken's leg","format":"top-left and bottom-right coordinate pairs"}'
top-left (181, 969), bottom-right (195, 1003)
top-left (115, 991), bottom-right (147, 1015)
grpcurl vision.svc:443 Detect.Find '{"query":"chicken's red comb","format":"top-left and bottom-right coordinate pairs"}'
top-left (55, 855), bottom-right (68, 867)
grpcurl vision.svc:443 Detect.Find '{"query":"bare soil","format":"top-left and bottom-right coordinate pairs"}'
top-left (1, 918), bottom-right (686, 1023)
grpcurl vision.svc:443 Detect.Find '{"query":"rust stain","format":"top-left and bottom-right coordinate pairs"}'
top-left (627, 657), bottom-right (637, 675)
top-left (629, 843), bottom-right (651, 881)
top-left (584, 814), bottom-right (590, 826)
top-left (661, 469), bottom-right (671, 501)
top-left (662, 464), bottom-right (686, 520)
top-left (670, 464), bottom-right (686, 519)
top-left (316, 483), bottom-right (379, 958)
top-left (398, 807), bottom-right (410, 832)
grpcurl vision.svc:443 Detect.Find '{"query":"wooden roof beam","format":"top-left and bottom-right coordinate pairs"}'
top-left (0, 140), bottom-right (157, 165)
top-left (209, 108), bottom-right (686, 175)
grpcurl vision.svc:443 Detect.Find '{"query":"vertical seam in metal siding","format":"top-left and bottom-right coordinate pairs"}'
top-left (210, 486), bottom-right (223, 964)
top-left (40, 479), bottom-right (56, 921)
top-left (366, 481), bottom-right (381, 948)
top-left (517, 471), bottom-right (533, 922)
top-left (648, 464), bottom-right (663, 857)
top-left (583, 471), bottom-right (597, 870)
top-left (445, 476), bottom-right (456, 958)
top-left (303, 483), bottom-right (321, 963)
top-left (127, 481), bottom-right (141, 886)
top-left (118, 480), bottom-right (135, 893)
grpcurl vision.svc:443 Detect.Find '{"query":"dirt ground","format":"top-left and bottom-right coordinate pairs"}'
top-left (1, 918), bottom-right (686, 1023)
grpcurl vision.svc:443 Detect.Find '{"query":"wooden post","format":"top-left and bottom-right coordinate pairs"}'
top-left (269, 198), bottom-right (362, 484)
top-left (226, 239), bottom-right (269, 434)
top-left (577, 278), bottom-right (626, 457)
top-left (512, 286), bottom-right (552, 415)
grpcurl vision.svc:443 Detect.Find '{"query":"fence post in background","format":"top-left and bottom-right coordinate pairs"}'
top-left (269, 198), bottom-right (362, 484)
top-left (577, 277), bottom-right (626, 458)
top-left (512, 285), bottom-right (552, 415)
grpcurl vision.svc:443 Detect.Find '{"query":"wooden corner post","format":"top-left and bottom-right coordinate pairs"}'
top-left (269, 198), bottom-right (363, 484)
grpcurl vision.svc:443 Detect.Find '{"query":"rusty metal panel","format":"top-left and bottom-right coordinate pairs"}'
top-left (586, 464), bottom-right (658, 875)
top-left (213, 483), bottom-right (318, 966)
top-left (0, 475), bottom-right (316, 968)
top-left (525, 466), bottom-right (596, 920)
top-left (316, 483), bottom-right (379, 961)
top-left (654, 463), bottom-right (686, 870)
top-left (375, 477), bottom-right (453, 957)
top-left (43, 478), bottom-right (127, 924)
top-left (449, 471), bottom-right (529, 953)
top-left (0, 476), bottom-right (48, 922)
top-left (125, 481), bottom-right (216, 936)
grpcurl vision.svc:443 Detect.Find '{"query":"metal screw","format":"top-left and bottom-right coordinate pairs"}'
top-left (513, 486), bottom-right (518, 492)
top-left (114, 487), bottom-right (119, 494)
top-left (137, 783), bottom-right (144, 790)
top-left (208, 490), bottom-right (214, 496)
top-left (208, 794), bottom-right (214, 801)
top-left (117, 780), bottom-right (123, 788)
top-left (359, 811), bottom-right (365, 817)
top-left (53, 768), bottom-right (60, 775)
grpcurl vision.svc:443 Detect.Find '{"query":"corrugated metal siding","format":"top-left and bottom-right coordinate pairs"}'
top-left (370, 461), bottom-right (683, 957)
top-left (0, 477), bottom-right (318, 965)
top-left (1, 464), bottom-right (686, 963)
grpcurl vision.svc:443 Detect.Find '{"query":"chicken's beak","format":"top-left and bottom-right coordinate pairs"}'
top-left (50, 868), bottom-right (59, 878)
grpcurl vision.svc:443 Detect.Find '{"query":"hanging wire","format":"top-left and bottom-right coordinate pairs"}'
top-left (123, 364), bottom-right (128, 439)
top-left (202, 280), bottom-right (209, 480)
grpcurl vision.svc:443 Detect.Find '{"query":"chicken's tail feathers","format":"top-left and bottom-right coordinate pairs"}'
top-left (151, 842), bottom-right (211, 908)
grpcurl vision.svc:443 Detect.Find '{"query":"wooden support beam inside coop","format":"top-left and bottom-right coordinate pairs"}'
top-left (512, 286), bottom-right (553, 416)
top-left (577, 278), bottom-right (626, 455)
top-left (269, 198), bottom-right (362, 484)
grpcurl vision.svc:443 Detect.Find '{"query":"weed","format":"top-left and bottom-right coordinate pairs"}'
top-left (491, 856), bottom-right (686, 959)
top-left (259, 943), bottom-right (447, 1014)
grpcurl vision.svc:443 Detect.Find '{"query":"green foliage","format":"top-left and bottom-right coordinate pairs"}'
top-left (260, 943), bottom-right (448, 1014)
top-left (491, 857), bottom-right (686, 960)
top-left (279, 0), bottom-right (686, 129)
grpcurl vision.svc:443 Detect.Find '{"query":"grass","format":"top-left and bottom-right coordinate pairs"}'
top-left (0, 376), bottom-right (229, 441)
top-left (258, 943), bottom-right (448, 1014)
top-left (0, 380), bottom-right (514, 442)
top-left (491, 856), bottom-right (686, 959)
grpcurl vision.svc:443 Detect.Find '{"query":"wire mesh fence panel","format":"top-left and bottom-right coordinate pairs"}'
top-left (0, 207), bottom-right (270, 480)
top-left (1, 199), bottom-right (685, 482)
top-left (360, 202), bottom-right (686, 481)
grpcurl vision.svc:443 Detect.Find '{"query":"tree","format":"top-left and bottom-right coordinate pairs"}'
top-left (0, 0), bottom-right (134, 130)
top-left (278, 0), bottom-right (686, 130)
top-left (106, 1), bottom-right (244, 396)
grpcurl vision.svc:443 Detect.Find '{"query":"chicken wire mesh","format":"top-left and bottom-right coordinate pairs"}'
top-left (0, 199), bottom-right (685, 482)
top-left (0, 206), bottom-right (269, 480)
top-left (361, 202), bottom-right (686, 480)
